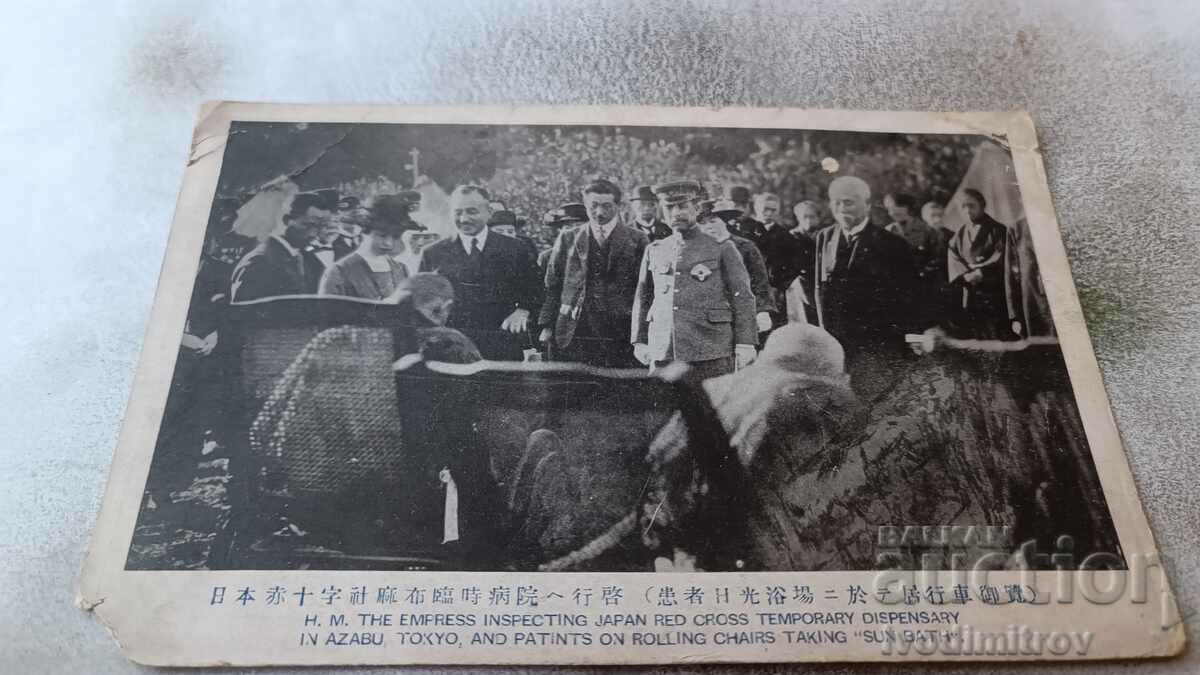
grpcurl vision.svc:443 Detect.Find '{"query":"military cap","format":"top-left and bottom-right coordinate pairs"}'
top-left (631, 185), bottom-right (657, 202)
top-left (652, 180), bottom-right (704, 206)
top-left (488, 209), bottom-right (518, 227)
top-left (723, 185), bottom-right (753, 204)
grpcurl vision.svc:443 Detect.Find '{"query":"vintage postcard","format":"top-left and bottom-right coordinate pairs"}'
top-left (79, 103), bottom-right (1184, 666)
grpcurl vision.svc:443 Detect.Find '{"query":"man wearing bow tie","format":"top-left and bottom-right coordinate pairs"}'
top-left (632, 180), bottom-right (757, 381)
top-left (419, 185), bottom-right (542, 359)
top-left (628, 184), bottom-right (673, 241)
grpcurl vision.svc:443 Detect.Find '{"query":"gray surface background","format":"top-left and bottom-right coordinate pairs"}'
top-left (0, 0), bottom-right (1195, 672)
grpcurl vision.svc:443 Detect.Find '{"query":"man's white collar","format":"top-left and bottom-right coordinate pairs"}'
top-left (459, 227), bottom-right (488, 254)
top-left (840, 217), bottom-right (870, 239)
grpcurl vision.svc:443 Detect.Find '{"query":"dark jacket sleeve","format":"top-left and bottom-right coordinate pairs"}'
top-left (720, 242), bottom-right (757, 346)
top-left (539, 229), bottom-right (570, 327)
top-left (230, 253), bottom-right (269, 303)
top-left (885, 234), bottom-right (920, 334)
top-left (741, 241), bottom-right (775, 314)
top-left (512, 237), bottom-right (543, 314)
top-left (418, 245), bottom-right (438, 273)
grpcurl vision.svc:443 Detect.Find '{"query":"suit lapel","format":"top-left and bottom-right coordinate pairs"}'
top-left (605, 223), bottom-right (630, 273)
top-left (820, 227), bottom-right (839, 279)
top-left (572, 225), bottom-right (590, 262)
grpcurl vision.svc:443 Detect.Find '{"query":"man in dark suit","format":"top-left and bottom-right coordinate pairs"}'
top-left (701, 199), bottom-right (775, 335)
top-left (537, 202), bottom-right (587, 270)
top-left (724, 185), bottom-right (767, 242)
top-left (230, 191), bottom-right (336, 302)
top-left (811, 177), bottom-right (917, 396)
top-left (946, 188), bottom-right (1012, 339)
top-left (538, 179), bottom-right (649, 367)
top-left (628, 184), bottom-right (672, 241)
top-left (752, 192), bottom-right (809, 331)
top-left (419, 185), bottom-right (542, 359)
top-left (788, 200), bottom-right (821, 323)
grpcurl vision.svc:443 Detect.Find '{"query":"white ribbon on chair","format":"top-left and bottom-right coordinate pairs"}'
top-left (439, 468), bottom-right (460, 544)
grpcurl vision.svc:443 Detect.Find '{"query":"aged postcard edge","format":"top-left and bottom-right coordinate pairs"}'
top-left (77, 103), bottom-right (1186, 664)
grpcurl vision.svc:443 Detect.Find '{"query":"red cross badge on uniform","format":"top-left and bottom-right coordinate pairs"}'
top-left (690, 263), bottom-right (712, 281)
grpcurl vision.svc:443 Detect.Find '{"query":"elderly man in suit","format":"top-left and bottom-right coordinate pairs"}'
top-left (628, 184), bottom-right (672, 241)
top-left (632, 180), bottom-right (757, 381)
top-left (230, 191), bottom-right (336, 302)
top-left (538, 179), bottom-right (649, 367)
top-left (947, 188), bottom-right (1012, 339)
top-left (811, 177), bottom-right (917, 396)
top-left (419, 185), bottom-right (542, 359)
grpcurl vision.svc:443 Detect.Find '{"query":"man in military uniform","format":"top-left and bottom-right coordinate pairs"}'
top-left (632, 181), bottom-right (757, 381)
top-left (723, 184), bottom-right (767, 242)
top-left (628, 184), bottom-right (672, 241)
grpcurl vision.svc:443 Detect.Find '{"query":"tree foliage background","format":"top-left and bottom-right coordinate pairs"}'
top-left (214, 122), bottom-right (979, 249)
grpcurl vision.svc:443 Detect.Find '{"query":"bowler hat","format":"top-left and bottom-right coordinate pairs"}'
top-left (724, 185), bottom-right (752, 204)
top-left (632, 185), bottom-right (657, 202)
top-left (488, 210), bottom-right (518, 227)
top-left (542, 202), bottom-right (588, 228)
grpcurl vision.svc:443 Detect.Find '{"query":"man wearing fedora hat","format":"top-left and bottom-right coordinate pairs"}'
top-left (723, 184), bottom-right (768, 243)
top-left (318, 193), bottom-right (423, 301)
top-left (537, 203), bottom-right (587, 270)
top-left (539, 180), bottom-right (649, 367)
top-left (699, 199), bottom-right (775, 335)
top-left (632, 180), bottom-right (757, 380)
top-left (629, 184), bottom-right (672, 241)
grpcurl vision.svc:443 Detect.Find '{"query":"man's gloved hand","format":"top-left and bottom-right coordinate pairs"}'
top-left (633, 343), bottom-right (652, 366)
top-left (735, 343), bottom-right (757, 370)
top-left (755, 311), bottom-right (772, 333)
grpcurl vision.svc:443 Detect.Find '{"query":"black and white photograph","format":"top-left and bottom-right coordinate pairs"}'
top-left (122, 114), bottom-right (1123, 575)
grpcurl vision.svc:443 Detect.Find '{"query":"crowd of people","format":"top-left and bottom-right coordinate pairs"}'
top-left (188, 174), bottom-right (1024, 384)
